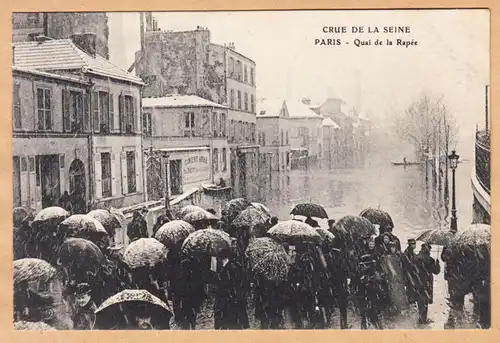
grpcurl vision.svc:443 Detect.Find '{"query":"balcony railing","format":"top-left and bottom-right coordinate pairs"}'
top-left (475, 130), bottom-right (490, 195)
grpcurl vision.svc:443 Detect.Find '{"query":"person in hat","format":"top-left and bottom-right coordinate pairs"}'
top-left (71, 283), bottom-right (96, 330)
top-left (327, 219), bottom-right (336, 231)
top-left (355, 254), bottom-right (386, 329)
top-left (414, 243), bottom-right (441, 325)
top-left (127, 210), bottom-right (149, 242)
top-left (402, 238), bottom-right (419, 305)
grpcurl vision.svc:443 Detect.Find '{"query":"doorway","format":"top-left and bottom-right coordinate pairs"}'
top-left (69, 159), bottom-right (86, 213)
top-left (37, 155), bottom-right (60, 208)
top-left (169, 160), bottom-right (182, 196)
top-left (238, 153), bottom-right (247, 198)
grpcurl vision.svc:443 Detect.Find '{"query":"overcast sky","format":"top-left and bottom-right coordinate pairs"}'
top-left (107, 10), bottom-right (489, 150)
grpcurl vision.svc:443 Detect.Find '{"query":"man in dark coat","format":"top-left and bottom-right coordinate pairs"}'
top-left (127, 210), bottom-right (148, 242)
top-left (414, 243), bottom-right (440, 325)
top-left (254, 276), bottom-right (286, 329)
top-left (402, 238), bottom-right (419, 304)
top-left (152, 214), bottom-right (169, 236)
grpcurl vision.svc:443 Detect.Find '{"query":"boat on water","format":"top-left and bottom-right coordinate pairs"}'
top-left (391, 161), bottom-right (421, 166)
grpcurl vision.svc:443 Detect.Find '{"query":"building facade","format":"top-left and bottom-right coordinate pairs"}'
top-left (12, 67), bottom-right (91, 212)
top-left (322, 117), bottom-right (341, 169)
top-left (256, 99), bottom-right (291, 173)
top-left (135, 25), bottom-right (259, 199)
top-left (12, 12), bottom-right (109, 59)
top-left (142, 95), bottom-right (230, 200)
top-left (13, 37), bottom-right (145, 211)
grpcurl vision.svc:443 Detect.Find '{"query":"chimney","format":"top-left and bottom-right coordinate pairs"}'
top-left (71, 33), bottom-right (97, 57)
top-left (145, 12), bottom-right (153, 32)
top-left (301, 98), bottom-right (311, 105)
top-left (140, 13), bottom-right (145, 51)
top-left (33, 35), bottom-right (53, 43)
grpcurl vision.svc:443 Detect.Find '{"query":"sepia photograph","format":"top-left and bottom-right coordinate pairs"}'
top-left (11, 9), bottom-right (490, 331)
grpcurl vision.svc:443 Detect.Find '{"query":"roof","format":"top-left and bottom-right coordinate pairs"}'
top-left (322, 117), bottom-right (340, 129)
top-left (210, 43), bottom-right (255, 64)
top-left (142, 95), bottom-right (228, 109)
top-left (13, 39), bottom-right (144, 85)
top-left (286, 100), bottom-right (324, 119)
top-left (12, 66), bottom-right (90, 85)
top-left (256, 99), bottom-right (286, 118)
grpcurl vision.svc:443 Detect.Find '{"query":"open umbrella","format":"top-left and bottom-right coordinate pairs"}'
top-left (267, 220), bottom-right (321, 244)
top-left (14, 321), bottom-right (56, 330)
top-left (57, 238), bottom-right (105, 280)
top-left (95, 289), bottom-right (173, 330)
top-left (14, 258), bottom-right (57, 285)
top-left (13, 207), bottom-right (36, 228)
top-left (183, 209), bottom-right (218, 225)
top-left (59, 215), bottom-right (108, 236)
top-left (123, 238), bottom-right (167, 269)
top-left (87, 209), bottom-right (122, 236)
top-left (316, 228), bottom-right (336, 247)
top-left (359, 208), bottom-right (394, 233)
top-left (251, 202), bottom-right (271, 217)
top-left (245, 237), bottom-right (289, 282)
top-left (223, 198), bottom-right (252, 221)
top-left (31, 207), bottom-right (70, 229)
top-left (232, 207), bottom-right (270, 229)
top-left (332, 215), bottom-right (377, 240)
top-left (179, 205), bottom-right (205, 218)
top-left (181, 228), bottom-right (232, 257)
top-left (154, 220), bottom-right (195, 249)
top-left (290, 203), bottom-right (328, 219)
top-left (415, 229), bottom-right (455, 246)
top-left (450, 224), bottom-right (490, 249)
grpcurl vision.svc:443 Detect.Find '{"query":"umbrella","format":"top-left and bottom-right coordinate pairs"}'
top-left (14, 321), bottom-right (56, 331)
top-left (179, 205), bottom-right (205, 218)
top-left (59, 214), bottom-right (108, 237)
top-left (415, 229), bottom-right (455, 246)
top-left (450, 224), bottom-right (490, 248)
top-left (95, 289), bottom-right (173, 330)
top-left (316, 228), bottom-right (336, 247)
top-left (267, 220), bottom-right (321, 244)
top-left (223, 198), bottom-right (252, 220)
top-left (13, 207), bottom-right (35, 228)
top-left (359, 208), bottom-right (394, 233)
top-left (154, 220), bottom-right (195, 249)
top-left (87, 209), bottom-right (122, 235)
top-left (290, 203), bottom-right (329, 219)
top-left (31, 207), bottom-right (70, 229)
top-left (183, 209), bottom-right (218, 225)
top-left (332, 215), bottom-right (377, 240)
top-left (14, 258), bottom-right (57, 285)
top-left (251, 202), bottom-right (271, 216)
top-left (245, 237), bottom-right (289, 282)
top-left (232, 207), bottom-right (270, 229)
top-left (123, 238), bottom-right (167, 269)
top-left (57, 238), bottom-right (105, 278)
top-left (181, 228), bottom-right (232, 257)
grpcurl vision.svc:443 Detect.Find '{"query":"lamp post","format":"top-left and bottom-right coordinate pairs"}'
top-left (448, 150), bottom-right (459, 233)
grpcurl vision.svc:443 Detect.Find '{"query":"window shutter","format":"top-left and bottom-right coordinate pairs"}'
top-left (135, 150), bottom-right (142, 192)
top-left (133, 97), bottom-right (138, 133)
top-left (119, 94), bottom-right (125, 133)
top-left (110, 152), bottom-right (117, 196)
top-left (94, 153), bottom-right (102, 199)
top-left (59, 154), bottom-right (66, 194)
top-left (28, 156), bottom-right (36, 207)
top-left (92, 92), bottom-right (100, 133)
top-left (62, 89), bottom-right (71, 132)
top-left (109, 94), bottom-right (115, 132)
top-left (83, 93), bottom-right (90, 133)
top-left (121, 151), bottom-right (128, 195)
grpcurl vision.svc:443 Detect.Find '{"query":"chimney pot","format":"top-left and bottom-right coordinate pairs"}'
top-left (71, 33), bottom-right (97, 57)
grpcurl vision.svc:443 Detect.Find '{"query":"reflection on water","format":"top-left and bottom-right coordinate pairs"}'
top-left (251, 157), bottom-right (473, 242)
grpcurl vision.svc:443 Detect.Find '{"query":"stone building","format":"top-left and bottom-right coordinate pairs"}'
top-left (12, 12), bottom-right (109, 59)
top-left (135, 25), bottom-right (259, 199)
top-left (13, 36), bottom-right (145, 211)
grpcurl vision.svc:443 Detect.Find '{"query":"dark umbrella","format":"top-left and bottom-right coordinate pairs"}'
top-left (183, 209), bottom-right (218, 225)
top-left (153, 220), bottom-right (195, 249)
top-left (245, 237), bottom-right (289, 282)
top-left (359, 208), bottom-right (394, 233)
top-left (223, 198), bottom-right (252, 221)
top-left (13, 207), bottom-right (36, 228)
top-left (87, 209), bottom-right (122, 236)
top-left (232, 207), bottom-right (270, 230)
top-left (57, 238), bottom-right (105, 280)
top-left (14, 321), bottom-right (56, 330)
top-left (181, 228), bottom-right (232, 257)
top-left (123, 238), bottom-right (167, 269)
top-left (290, 203), bottom-right (329, 219)
top-left (95, 289), bottom-right (173, 330)
top-left (179, 205), bottom-right (205, 218)
top-left (415, 229), bottom-right (455, 246)
top-left (332, 215), bottom-right (377, 240)
top-left (267, 220), bottom-right (321, 244)
top-left (31, 207), bottom-right (70, 229)
top-left (316, 228), bottom-right (336, 247)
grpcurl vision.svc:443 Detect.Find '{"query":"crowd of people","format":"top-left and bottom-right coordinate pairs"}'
top-left (13, 201), bottom-right (490, 330)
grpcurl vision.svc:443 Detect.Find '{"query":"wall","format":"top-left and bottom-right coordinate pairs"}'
top-left (289, 117), bottom-right (324, 157)
top-left (167, 148), bottom-right (211, 193)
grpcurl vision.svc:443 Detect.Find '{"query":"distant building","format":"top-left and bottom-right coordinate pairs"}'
top-left (12, 12), bottom-right (110, 59)
top-left (142, 95), bottom-right (230, 201)
top-left (135, 24), bottom-right (259, 198)
top-left (13, 36), bottom-right (145, 210)
top-left (322, 117), bottom-right (341, 168)
top-left (256, 99), bottom-right (291, 173)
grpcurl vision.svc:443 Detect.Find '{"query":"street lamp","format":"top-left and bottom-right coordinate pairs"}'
top-left (448, 150), bottom-right (459, 233)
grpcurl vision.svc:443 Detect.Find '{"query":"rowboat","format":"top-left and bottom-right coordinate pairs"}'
top-left (391, 162), bottom-right (421, 166)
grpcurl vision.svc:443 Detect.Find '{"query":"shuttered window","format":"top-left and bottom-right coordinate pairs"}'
top-left (101, 152), bottom-right (112, 198)
top-left (126, 151), bottom-right (136, 193)
top-left (36, 88), bottom-right (52, 131)
top-left (119, 95), bottom-right (135, 134)
top-left (12, 83), bottom-right (21, 130)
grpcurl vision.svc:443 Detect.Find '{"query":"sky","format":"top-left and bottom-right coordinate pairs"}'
top-left (107, 10), bottom-right (489, 156)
